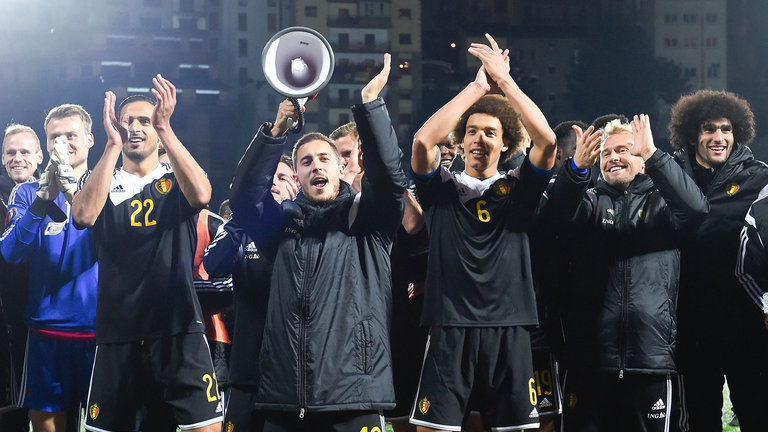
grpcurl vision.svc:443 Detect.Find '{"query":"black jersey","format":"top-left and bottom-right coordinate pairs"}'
top-left (416, 160), bottom-right (550, 326)
top-left (89, 163), bottom-right (204, 343)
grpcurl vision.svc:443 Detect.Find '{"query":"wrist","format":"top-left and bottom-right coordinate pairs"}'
top-left (640, 147), bottom-right (657, 161)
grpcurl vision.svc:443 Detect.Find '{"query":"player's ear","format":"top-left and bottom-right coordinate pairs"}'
top-left (87, 133), bottom-right (94, 149)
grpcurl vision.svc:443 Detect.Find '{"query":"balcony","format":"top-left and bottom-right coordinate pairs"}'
top-left (327, 16), bottom-right (391, 28)
top-left (330, 41), bottom-right (390, 53)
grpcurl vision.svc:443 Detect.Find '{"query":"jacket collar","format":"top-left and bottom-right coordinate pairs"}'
top-left (595, 174), bottom-right (653, 197)
top-left (294, 180), bottom-right (354, 226)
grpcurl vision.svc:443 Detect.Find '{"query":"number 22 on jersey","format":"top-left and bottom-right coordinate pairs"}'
top-left (130, 199), bottom-right (157, 227)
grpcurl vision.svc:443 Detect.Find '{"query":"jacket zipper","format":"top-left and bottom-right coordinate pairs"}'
top-left (298, 240), bottom-right (313, 418)
top-left (619, 192), bottom-right (629, 379)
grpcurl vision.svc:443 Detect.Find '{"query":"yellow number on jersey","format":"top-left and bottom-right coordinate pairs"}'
top-left (476, 200), bottom-right (491, 222)
top-left (528, 377), bottom-right (538, 405)
top-left (360, 428), bottom-right (381, 432)
top-left (202, 373), bottom-right (221, 402)
top-left (129, 199), bottom-right (157, 227)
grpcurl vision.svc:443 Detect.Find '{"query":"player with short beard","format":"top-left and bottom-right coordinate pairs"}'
top-left (669, 90), bottom-right (768, 432)
top-left (73, 75), bottom-right (219, 432)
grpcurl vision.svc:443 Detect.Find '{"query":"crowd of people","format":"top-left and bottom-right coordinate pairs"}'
top-left (1, 34), bottom-right (768, 432)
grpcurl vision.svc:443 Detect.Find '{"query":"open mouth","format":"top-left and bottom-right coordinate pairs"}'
top-left (708, 145), bottom-right (727, 155)
top-left (128, 135), bottom-right (145, 147)
top-left (607, 165), bottom-right (626, 173)
top-left (311, 176), bottom-right (328, 190)
top-left (468, 149), bottom-right (488, 159)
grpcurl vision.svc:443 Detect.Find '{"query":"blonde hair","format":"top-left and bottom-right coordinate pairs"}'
top-left (600, 119), bottom-right (632, 149)
top-left (3, 124), bottom-right (41, 153)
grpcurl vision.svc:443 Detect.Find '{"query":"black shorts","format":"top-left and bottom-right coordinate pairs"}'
top-left (84, 333), bottom-right (223, 432)
top-left (409, 326), bottom-right (539, 431)
top-left (224, 385), bottom-right (263, 432)
top-left (563, 369), bottom-right (672, 432)
top-left (262, 410), bottom-right (385, 432)
top-left (531, 349), bottom-right (563, 417)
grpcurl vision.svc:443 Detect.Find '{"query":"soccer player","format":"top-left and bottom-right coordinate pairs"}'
top-left (409, 34), bottom-right (556, 431)
top-left (205, 153), bottom-right (298, 432)
top-left (669, 90), bottom-right (768, 432)
top-left (1, 106), bottom-right (98, 432)
top-left (227, 54), bottom-right (406, 431)
top-left (549, 115), bottom-right (707, 431)
top-left (0, 124), bottom-right (43, 431)
top-left (72, 75), bottom-right (219, 432)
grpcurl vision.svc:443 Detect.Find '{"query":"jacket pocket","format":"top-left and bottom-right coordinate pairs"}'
top-left (357, 319), bottom-right (374, 374)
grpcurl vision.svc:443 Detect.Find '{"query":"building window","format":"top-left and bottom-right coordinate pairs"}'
top-left (365, 34), bottom-right (375, 49)
top-left (305, 6), bottom-right (317, 17)
top-left (399, 33), bottom-right (411, 44)
top-left (267, 13), bottom-right (276, 32)
top-left (238, 39), bottom-right (247, 57)
top-left (707, 63), bottom-right (720, 78)
top-left (399, 114), bottom-right (412, 125)
top-left (664, 13), bottom-right (677, 23)
top-left (705, 13), bottom-right (717, 23)
top-left (683, 13), bottom-right (697, 24)
top-left (683, 67), bottom-right (697, 79)
top-left (338, 113), bottom-right (350, 124)
top-left (400, 91), bottom-right (411, 100)
top-left (339, 33), bottom-right (349, 47)
top-left (338, 88), bottom-right (349, 102)
top-left (706, 37), bottom-right (718, 48)
top-left (664, 38), bottom-right (678, 48)
top-left (238, 13), bottom-right (247, 31)
top-left (398, 8), bottom-right (411, 18)
top-left (547, 65), bottom-right (556, 74)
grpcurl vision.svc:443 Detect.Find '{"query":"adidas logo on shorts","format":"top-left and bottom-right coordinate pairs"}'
top-left (539, 397), bottom-right (552, 408)
top-left (111, 184), bottom-right (126, 193)
top-left (529, 407), bottom-right (539, 418)
top-left (652, 399), bottom-right (666, 411)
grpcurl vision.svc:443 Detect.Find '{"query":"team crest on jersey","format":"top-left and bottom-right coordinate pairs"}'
top-left (225, 421), bottom-right (234, 432)
top-left (492, 179), bottom-right (512, 196)
top-left (418, 397), bottom-right (431, 414)
top-left (154, 178), bottom-right (173, 194)
top-left (726, 183), bottom-right (740, 196)
top-left (89, 403), bottom-right (99, 420)
top-left (637, 209), bottom-right (644, 220)
top-left (566, 393), bottom-right (578, 408)
top-left (5, 207), bottom-right (16, 225)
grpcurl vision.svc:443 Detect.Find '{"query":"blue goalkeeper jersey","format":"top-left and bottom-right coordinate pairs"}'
top-left (0, 181), bottom-right (97, 332)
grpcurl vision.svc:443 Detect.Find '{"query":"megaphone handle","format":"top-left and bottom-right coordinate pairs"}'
top-left (288, 98), bottom-right (305, 134)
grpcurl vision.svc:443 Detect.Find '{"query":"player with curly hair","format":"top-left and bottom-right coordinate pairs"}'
top-left (669, 89), bottom-right (768, 432)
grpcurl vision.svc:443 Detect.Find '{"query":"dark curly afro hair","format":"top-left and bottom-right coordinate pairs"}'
top-left (452, 95), bottom-right (524, 164)
top-left (668, 90), bottom-right (755, 149)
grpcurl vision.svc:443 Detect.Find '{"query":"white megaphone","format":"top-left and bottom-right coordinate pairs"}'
top-left (262, 27), bottom-right (335, 133)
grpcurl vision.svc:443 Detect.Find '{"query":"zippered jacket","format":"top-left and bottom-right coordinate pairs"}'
top-left (547, 151), bottom-right (708, 375)
top-left (672, 144), bottom-right (768, 341)
top-left (229, 98), bottom-right (406, 413)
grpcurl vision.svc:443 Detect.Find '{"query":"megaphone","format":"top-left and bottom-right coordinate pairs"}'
top-left (262, 27), bottom-right (335, 133)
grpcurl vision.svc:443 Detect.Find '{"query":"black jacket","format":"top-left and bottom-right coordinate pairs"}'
top-left (672, 144), bottom-right (768, 342)
top-left (549, 151), bottom-right (708, 375)
top-left (229, 98), bottom-right (407, 413)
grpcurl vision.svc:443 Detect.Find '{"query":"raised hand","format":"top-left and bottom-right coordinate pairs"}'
top-left (103, 91), bottom-right (127, 147)
top-left (272, 99), bottom-right (299, 137)
top-left (630, 114), bottom-right (657, 161)
top-left (361, 53), bottom-right (391, 103)
top-left (572, 125), bottom-right (602, 169)
top-left (468, 34), bottom-right (511, 87)
top-left (472, 65), bottom-right (491, 93)
top-left (50, 138), bottom-right (78, 204)
top-left (35, 160), bottom-right (59, 201)
top-left (151, 74), bottom-right (177, 129)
